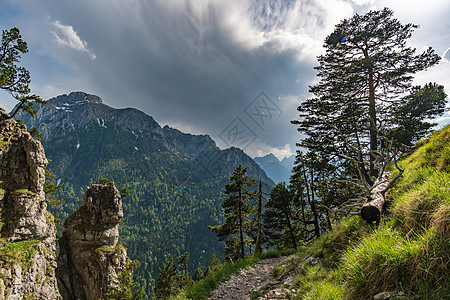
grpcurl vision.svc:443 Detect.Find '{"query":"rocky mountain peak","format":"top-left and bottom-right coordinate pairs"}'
top-left (48, 91), bottom-right (103, 105)
top-left (254, 153), bottom-right (294, 184)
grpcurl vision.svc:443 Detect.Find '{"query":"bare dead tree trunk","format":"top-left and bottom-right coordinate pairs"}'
top-left (361, 167), bottom-right (404, 223)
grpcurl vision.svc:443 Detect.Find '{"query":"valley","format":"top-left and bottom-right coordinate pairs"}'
top-left (16, 92), bottom-right (274, 296)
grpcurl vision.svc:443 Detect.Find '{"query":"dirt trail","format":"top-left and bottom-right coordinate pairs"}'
top-left (208, 256), bottom-right (292, 300)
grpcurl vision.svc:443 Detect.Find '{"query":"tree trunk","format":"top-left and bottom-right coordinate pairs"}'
top-left (354, 120), bottom-right (373, 185)
top-left (309, 169), bottom-right (320, 238)
top-left (302, 167), bottom-right (320, 239)
top-left (361, 171), bottom-right (391, 223)
top-left (254, 181), bottom-right (263, 254)
top-left (363, 44), bottom-right (378, 180)
top-left (368, 68), bottom-right (378, 179)
top-left (238, 187), bottom-right (245, 258)
top-left (326, 209), bottom-right (332, 231)
top-left (284, 207), bottom-right (297, 249)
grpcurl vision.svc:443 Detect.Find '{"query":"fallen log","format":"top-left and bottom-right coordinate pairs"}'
top-left (361, 167), bottom-right (403, 223)
top-left (361, 171), bottom-right (391, 223)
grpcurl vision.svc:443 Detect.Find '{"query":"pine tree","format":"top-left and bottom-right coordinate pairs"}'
top-left (104, 261), bottom-right (145, 300)
top-left (254, 181), bottom-right (263, 254)
top-left (209, 165), bottom-right (255, 259)
top-left (0, 27), bottom-right (45, 120)
top-left (263, 182), bottom-right (298, 249)
top-left (154, 256), bottom-right (177, 299)
top-left (288, 151), bottom-right (354, 243)
top-left (154, 253), bottom-right (193, 299)
top-left (203, 253), bottom-right (221, 276)
top-left (192, 268), bottom-right (204, 281)
top-left (388, 83), bottom-right (447, 148)
top-left (292, 8), bottom-right (445, 183)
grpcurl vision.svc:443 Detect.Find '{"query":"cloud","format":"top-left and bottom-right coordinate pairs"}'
top-left (443, 48), bottom-right (450, 62)
top-left (52, 20), bottom-right (96, 59)
top-left (3, 0), bottom-right (449, 159)
top-left (250, 143), bottom-right (294, 160)
top-left (348, 0), bottom-right (375, 5)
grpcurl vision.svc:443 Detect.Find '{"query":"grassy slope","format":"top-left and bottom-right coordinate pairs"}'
top-left (180, 126), bottom-right (450, 300)
top-left (284, 125), bottom-right (450, 299)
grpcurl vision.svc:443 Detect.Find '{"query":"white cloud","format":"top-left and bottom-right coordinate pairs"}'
top-left (443, 48), bottom-right (450, 62)
top-left (348, 0), bottom-right (375, 5)
top-left (39, 84), bottom-right (69, 100)
top-left (52, 20), bottom-right (96, 59)
top-left (250, 143), bottom-right (294, 160)
top-left (195, 0), bottom-right (355, 62)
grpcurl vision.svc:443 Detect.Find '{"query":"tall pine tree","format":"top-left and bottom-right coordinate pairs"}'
top-left (0, 27), bottom-right (45, 120)
top-left (209, 165), bottom-right (255, 259)
top-left (292, 8), bottom-right (445, 184)
top-left (263, 182), bottom-right (298, 249)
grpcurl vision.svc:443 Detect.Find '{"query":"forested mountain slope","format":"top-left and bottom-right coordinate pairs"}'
top-left (16, 91), bottom-right (274, 296)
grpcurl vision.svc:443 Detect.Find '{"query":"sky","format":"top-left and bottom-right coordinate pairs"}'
top-left (1, 0), bottom-right (449, 160)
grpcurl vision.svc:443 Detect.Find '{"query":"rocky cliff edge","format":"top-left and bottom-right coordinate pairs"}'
top-left (0, 109), bottom-right (60, 299)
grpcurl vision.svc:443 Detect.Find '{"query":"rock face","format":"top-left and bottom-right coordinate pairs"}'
top-left (58, 182), bottom-right (129, 300)
top-left (0, 110), bottom-right (61, 299)
top-left (0, 110), bottom-right (130, 299)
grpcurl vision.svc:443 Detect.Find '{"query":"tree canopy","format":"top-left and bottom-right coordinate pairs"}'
top-left (0, 27), bottom-right (44, 120)
top-left (292, 8), bottom-right (446, 185)
top-left (209, 165), bottom-right (255, 260)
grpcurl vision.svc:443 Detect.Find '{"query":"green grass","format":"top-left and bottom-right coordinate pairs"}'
top-left (175, 126), bottom-right (450, 300)
top-left (276, 126), bottom-right (450, 300)
top-left (0, 239), bottom-right (41, 272)
top-left (339, 126), bottom-right (450, 299)
top-left (301, 280), bottom-right (344, 300)
top-left (11, 189), bottom-right (36, 197)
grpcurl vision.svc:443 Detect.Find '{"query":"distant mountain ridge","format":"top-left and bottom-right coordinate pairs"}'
top-left (254, 153), bottom-right (295, 184)
top-left (18, 92), bottom-right (272, 182)
top-left (16, 91), bottom-right (274, 296)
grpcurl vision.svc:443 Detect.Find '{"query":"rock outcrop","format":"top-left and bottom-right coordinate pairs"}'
top-left (0, 110), bottom-right (60, 299)
top-left (0, 109), bottom-right (131, 299)
top-left (57, 182), bottom-right (129, 300)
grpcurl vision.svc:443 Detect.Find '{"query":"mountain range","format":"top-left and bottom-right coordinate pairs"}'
top-left (254, 153), bottom-right (295, 184)
top-left (16, 91), bottom-right (274, 296)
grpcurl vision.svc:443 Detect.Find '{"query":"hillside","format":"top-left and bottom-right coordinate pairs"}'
top-left (267, 125), bottom-right (450, 299)
top-left (183, 125), bottom-right (450, 299)
top-left (15, 92), bottom-right (274, 296)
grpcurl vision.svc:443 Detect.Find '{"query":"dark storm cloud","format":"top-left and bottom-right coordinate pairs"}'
top-left (2, 0), bottom-right (325, 157)
top-left (2, 0), bottom-right (369, 157)
top-left (2, 0), bottom-right (450, 158)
